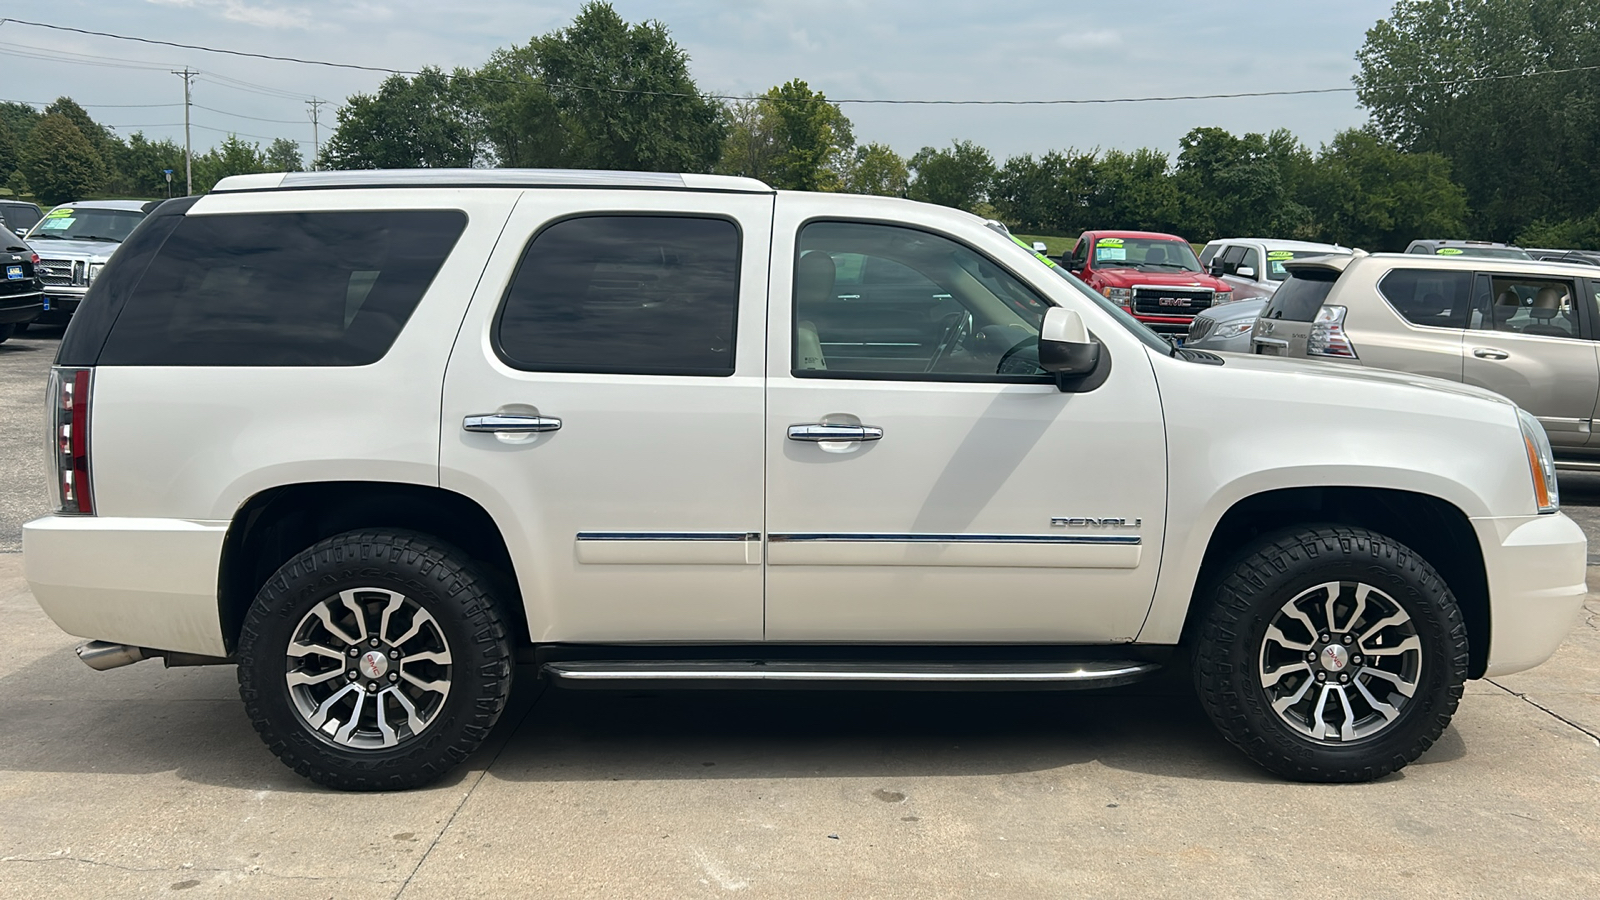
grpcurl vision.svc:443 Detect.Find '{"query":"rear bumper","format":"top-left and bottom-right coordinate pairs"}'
top-left (22, 516), bottom-right (230, 657)
top-left (0, 291), bottom-right (43, 325)
top-left (1473, 513), bottom-right (1589, 676)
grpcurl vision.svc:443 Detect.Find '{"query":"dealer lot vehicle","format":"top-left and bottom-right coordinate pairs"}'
top-left (1252, 252), bottom-right (1600, 468)
top-left (0, 199), bottom-right (45, 237)
top-left (1199, 238), bottom-right (1352, 302)
top-left (1404, 239), bottom-right (1532, 261)
top-left (24, 200), bottom-right (151, 325)
top-left (0, 230), bottom-right (43, 343)
top-left (1063, 230), bottom-right (1232, 334)
top-left (1185, 296), bottom-right (1267, 353)
top-left (26, 170), bottom-right (1586, 790)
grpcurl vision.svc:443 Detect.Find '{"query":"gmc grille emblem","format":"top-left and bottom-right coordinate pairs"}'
top-left (1157, 297), bottom-right (1190, 307)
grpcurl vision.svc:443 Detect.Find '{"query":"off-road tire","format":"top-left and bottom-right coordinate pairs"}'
top-left (1193, 525), bottom-right (1467, 782)
top-left (237, 529), bottom-right (513, 791)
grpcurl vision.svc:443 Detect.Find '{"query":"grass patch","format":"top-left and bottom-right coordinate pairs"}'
top-left (1013, 234), bottom-right (1077, 256)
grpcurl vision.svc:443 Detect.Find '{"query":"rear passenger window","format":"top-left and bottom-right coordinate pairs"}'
top-left (1471, 274), bottom-right (1582, 338)
top-left (97, 210), bottom-right (466, 366)
top-left (1377, 269), bottom-right (1472, 329)
top-left (495, 216), bottom-right (740, 376)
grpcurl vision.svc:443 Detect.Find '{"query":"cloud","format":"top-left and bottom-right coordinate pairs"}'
top-left (145, 0), bottom-right (313, 31)
top-left (1060, 29), bottom-right (1122, 49)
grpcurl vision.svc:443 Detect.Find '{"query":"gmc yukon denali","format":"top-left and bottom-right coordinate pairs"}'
top-left (24, 170), bottom-right (1588, 790)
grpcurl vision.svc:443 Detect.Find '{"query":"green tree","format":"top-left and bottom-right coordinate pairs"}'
top-left (114, 132), bottom-right (186, 196)
top-left (472, 52), bottom-right (567, 167)
top-left (1094, 148), bottom-right (1184, 234)
top-left (1173, 126), bottom-right (1311, 240)
top-left (18, 114), bottom-right (107, 206)
top-left (715, 96), bottom-right (782, 182)
top-left (320, 67), bottom-right (479, 170)
top-left (516, 2), bottom-right (723, 172)
top-left (762, 80), bottom-right (854, 191)
top-left (192, 135), bottom-right (267, 193)
top-left (908, 140), bottom-right (996, 213)
top-left (843, 143), bottom-right (909, 197)
top-left (0, 121), bottom-right (16, 185)
top-left (1355, 0), bottom-right (1600, 239)
top-left (1301, 128), bottom-right (1468, 251)
top-left (0, 102), bottom-right (41, 148)
top-left (265, 137), bottom-right (305, 172)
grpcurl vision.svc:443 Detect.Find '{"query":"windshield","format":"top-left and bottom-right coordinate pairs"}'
top-left (1434, 246), bottom-right (1532, 260)
top-left (1093, 237), bottom-right (1201, 273)
top-left (27, 207), bottom-right (146, 243)
top-left (1265, 249), bottom-right (1349, 281)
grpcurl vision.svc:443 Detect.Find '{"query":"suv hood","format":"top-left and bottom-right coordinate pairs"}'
top-left (1097, 269), bottom-right (1228, 290)
top-left (1197, 348), bottom-right (1515, 407)
top-left (25, 237), bottom-right (120, 261)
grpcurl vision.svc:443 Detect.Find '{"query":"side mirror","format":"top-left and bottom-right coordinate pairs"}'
top-left (1031, 241), bottom-right (1049, 254)
top-left (1208, 260), bottom-right (1226, 277)
top-left (1235, 266), bottom-right (1256, 279)
top-left (1039, 307), bottom-right (1102, 390)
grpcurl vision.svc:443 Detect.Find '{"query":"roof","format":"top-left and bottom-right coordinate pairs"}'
top-left (211, 168), bottom-right (774, 194)
top-left (1296, 251), bottom-right (1600, 278)
top-left (51, 200), bottom-right (150, 211)
top-left (1206, 238), bottom-right (1352, 253)
top-left (1407, 239), bottom-right (1521, 248)
top-left (1085, 229), bottom-right (1188, 241)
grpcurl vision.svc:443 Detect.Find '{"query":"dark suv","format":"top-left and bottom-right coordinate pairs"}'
top-left (0, 229), bottom-right (42, 343)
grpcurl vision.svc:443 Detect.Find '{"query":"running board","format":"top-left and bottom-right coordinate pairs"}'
top-left (542, 659), bottom-right (1160, 690)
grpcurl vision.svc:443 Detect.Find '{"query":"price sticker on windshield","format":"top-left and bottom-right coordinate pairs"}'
top-left (1267, 250), bottom-right (1295, 260)
top-left (1437, 247), bottom-right (1465, 255)
top-left (44, 208), bottom-right (73, 219)
top-left (38, 217), bottom-right (73, 230)
top-left (1096, 238), bottom-right (1124, 247)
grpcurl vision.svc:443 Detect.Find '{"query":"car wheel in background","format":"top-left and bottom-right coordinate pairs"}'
top-left (1192, 525), bottom-right (1467, 782)
top-left (237, 529), bottom-right (513, 791)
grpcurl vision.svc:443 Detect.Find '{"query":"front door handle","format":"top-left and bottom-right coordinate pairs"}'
top-left (464, 413), bottom-right (562, 434)
top-left (787, 423), bottom-right (883, 443)
top-left (1472, 347), bottom-right (1510, 360)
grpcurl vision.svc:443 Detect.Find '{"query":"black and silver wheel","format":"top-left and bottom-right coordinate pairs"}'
top-left (238, 530), bottom-right (512, 791)
top-left (1193, 526), bottom-right (1467, 782)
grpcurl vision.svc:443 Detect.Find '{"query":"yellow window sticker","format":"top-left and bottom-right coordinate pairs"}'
top-left (45, 208), bottom-right (74, 218)
top-left (1436, 247), bottom-right (1465, 255)
top-left (1096, 237), bottom-right (1124, 247)
top-left (1267, 250), bottom-right (1295, 260)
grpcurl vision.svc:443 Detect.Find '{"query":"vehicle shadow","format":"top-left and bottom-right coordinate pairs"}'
top-left (0, 647), bottom-right (1465, 792)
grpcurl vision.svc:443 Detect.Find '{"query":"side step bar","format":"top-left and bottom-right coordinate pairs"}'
top-left (543, 659), bottom-right (1159, 690)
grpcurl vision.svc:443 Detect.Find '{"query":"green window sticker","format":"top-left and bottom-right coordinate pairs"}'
top-left (1267, 250), bottom-right (1295, 260)
top-left (1436, 247), bottom-right (1465, 255)
top-left (1096, 237), bottom-right (1124, 247)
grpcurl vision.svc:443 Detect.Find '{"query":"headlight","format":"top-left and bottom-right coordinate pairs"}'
top-left (86, 263), bottom-right (105, 285)
top-left (1212, 321), bottom-right (1255, 339)
top-left (1103, 287), bottom-right (1132, 305)
top-left (1518, 408), bottom-right (1559, 514)
top-left (1214, 289), bottom-right (1234, 303)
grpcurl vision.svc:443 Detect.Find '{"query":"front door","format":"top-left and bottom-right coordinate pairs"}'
top-left (1463, 272), bottom-right (1599, 448)
top-left (763, 199), bottom-right (1168, 642)
top-left (441, 190), bottom-right (774, 642)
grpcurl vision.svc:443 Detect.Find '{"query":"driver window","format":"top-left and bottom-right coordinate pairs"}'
top-left (793, 221), bottom-right (1052, 382)
top-left (1219, 246), bottom-right (1246, 275)
top-left (1240, 248), bottom-right (1261, 278)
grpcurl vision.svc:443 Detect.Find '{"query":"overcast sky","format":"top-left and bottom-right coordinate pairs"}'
top-left (3, 0), bottom-right (1398, 164)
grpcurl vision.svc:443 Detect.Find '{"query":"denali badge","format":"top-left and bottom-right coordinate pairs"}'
top-left (1051, 517), bottom-right (1142, 528)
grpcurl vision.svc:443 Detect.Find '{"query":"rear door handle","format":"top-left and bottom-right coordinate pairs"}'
top-left (787, 423), bottom-right (883, 442)
top-left (1472, 347), bottom-right (1510, 360)
top-left (464, 414), bottom-right (562, 434)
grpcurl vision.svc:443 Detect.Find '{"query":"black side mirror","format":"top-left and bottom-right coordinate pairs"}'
top-left (1208, 259), bottom-right (1226, 277)
top-left (1039, 307), bottom-right (1102, 391)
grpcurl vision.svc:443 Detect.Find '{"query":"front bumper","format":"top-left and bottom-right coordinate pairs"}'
top-left (1473, 512), bottom-right (1589, 677)
top-left (23, 516), bottom-right (230, 657)
top-left (38, 288), bottom-right (84, 321)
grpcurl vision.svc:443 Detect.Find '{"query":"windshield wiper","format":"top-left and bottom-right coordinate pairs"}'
top-left (26, 233), bottom-right (63, 239)
top-left (1142, 263), bottom-right (1195, 271)
top-left (70, 235), bottom-right (122, 243)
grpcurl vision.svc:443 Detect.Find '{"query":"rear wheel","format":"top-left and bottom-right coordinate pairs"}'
top-left (1193, 526), bottom-right (1467, 782)
top-left (237, 529), bottom-right (512, 791)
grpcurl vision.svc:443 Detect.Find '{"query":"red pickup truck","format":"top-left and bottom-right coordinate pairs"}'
top-left (1063, 230), bottom-right (1233, 334)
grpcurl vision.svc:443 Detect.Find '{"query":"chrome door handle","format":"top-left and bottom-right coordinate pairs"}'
top-left (1472, 347), bottom-right (1510, 360)
top-left (787, 423), bottom-right (883, 442)
top-left (464, 414), bottom-right (562, 434)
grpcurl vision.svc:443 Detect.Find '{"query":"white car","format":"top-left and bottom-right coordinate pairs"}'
top-left (24, 169), bottom-right (1587, 790)
top-left (1199, 238), bottom-right (1353, 302)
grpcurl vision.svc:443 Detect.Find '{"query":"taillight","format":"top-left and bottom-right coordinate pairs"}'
top-left (1308, 305), bottom-right (1359, 359)
top-left (49, 367), bottom-right (94, 515)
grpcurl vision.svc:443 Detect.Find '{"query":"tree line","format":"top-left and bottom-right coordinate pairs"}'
top-left (3, 0), bottom-right (1595, 251)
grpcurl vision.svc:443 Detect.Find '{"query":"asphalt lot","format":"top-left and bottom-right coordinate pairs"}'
top-left (1, 329), bottom-right (1598, 897)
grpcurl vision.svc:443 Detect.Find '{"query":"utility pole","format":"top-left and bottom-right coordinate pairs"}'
top-left (172, 68), bottom-right (196, 195)
top-left (306, 98), bottom-right (327, 170)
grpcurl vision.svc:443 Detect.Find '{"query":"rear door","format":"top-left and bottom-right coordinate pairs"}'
top-left (440, 190), bottom-right (774, 642)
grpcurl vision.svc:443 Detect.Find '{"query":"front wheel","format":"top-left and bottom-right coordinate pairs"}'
top-left (1193, 526), bottom-right (1467, 782)
top-left (238, 530), bottom-right (513, 791)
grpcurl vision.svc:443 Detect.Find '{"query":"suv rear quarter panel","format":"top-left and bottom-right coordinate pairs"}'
top-left (88, 189), bottom-right (519, 520)
top-left (1337, 258), bottom-right (1467, 383)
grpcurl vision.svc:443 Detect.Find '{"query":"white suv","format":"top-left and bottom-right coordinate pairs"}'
top-left (24, 169), bottom-right (1588, 790)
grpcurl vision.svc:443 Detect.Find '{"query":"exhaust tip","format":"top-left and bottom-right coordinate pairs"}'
top-left (75, 641), bottom-right (149, 671)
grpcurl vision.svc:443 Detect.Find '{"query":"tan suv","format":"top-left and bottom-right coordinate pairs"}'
top-left (1253, 252), bottom-right (1600, 466)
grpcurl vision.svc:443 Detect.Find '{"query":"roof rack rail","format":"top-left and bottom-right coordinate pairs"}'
top-left (211, 168), bottom-right (773, 195)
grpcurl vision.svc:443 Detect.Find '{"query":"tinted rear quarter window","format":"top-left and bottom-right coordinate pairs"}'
top-left (97, 210), bottom-right (466, 366)
top-left (1378, 268), bottom-right (1472, 329)
top-left (494, 215), bottom-right (741, 376)
top-left (1260, 270), bottom-right (1338, 321)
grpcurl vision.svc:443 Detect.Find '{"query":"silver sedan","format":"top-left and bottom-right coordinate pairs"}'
top-left (1184, 297), bottom-right (1265, 353)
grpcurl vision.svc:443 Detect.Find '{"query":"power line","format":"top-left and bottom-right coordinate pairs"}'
top-left (5, 16), bottom-right (1600, 107)
top-left (193, 103), bottom-right (305, 124)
